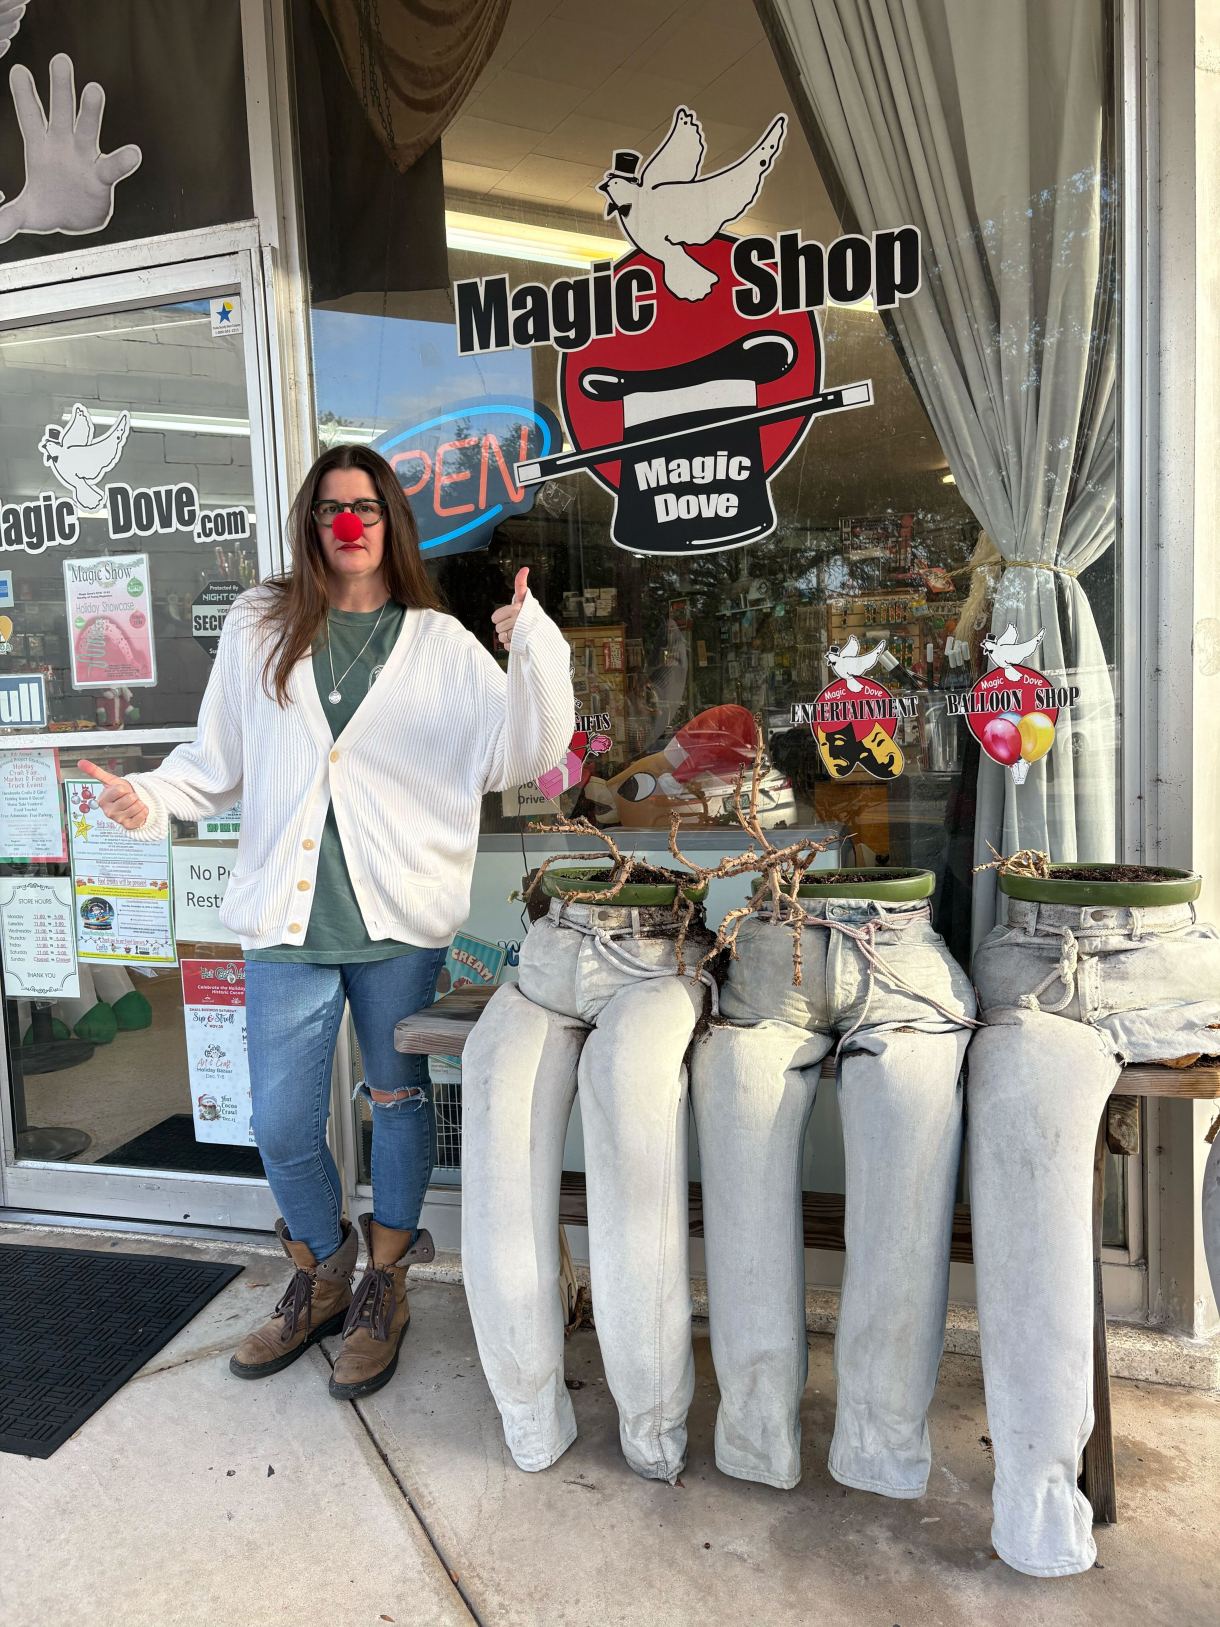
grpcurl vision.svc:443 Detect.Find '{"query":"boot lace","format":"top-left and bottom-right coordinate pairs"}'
top-left (342, 1265), bottom-right (396, 1342)
top-left (273, 1267), bottom-right (316, 1342)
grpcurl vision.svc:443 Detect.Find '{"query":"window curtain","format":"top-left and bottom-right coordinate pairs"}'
top-left (313, 0), bottom-right (509, 172)
top-left (759, 0), bottom-right (1118, 944)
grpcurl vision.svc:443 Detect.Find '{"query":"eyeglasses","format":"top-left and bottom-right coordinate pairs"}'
top-left (312, 499), bottom-right (387, 525)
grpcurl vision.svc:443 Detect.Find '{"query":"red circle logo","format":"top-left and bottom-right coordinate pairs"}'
top-left (559, 236), bottom-right (821, 492)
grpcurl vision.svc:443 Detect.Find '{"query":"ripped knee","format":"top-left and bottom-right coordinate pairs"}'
top-left (357, 1081), bottom-right (428, 1110)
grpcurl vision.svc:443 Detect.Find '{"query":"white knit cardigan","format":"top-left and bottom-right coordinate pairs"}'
top-left (125, 586), bottom-right (575, 951)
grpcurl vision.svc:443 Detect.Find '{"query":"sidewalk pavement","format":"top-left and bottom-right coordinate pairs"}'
top-left (1, 1225), bottom-right (1216, 1627)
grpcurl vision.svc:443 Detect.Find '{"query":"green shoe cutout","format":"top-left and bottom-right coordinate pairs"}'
top-left (111, 989), bottom-right (153, 1031)
top-left (73, 1001), bottom-right (119, 1045)
top-left (22, 1017), bottom-right (70, 1044)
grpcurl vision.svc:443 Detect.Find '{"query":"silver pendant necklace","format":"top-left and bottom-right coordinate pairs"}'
top-left (326, 601), bottom-right (389, 704)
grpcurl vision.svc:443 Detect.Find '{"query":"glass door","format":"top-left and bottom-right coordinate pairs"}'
top-left (0, 250), bottom-right (283, 1228)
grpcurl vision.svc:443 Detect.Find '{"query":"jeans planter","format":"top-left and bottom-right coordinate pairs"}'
top-left (690, 869), bottom-right (976, 1493)
top-left (967, 863), bottom-right (1220, 1577)
top-left (461, 864), bottom-right (712, 1483)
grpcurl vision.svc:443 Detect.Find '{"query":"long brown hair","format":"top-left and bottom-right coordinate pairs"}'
top-left (260, 444), bottom-right (443, 704)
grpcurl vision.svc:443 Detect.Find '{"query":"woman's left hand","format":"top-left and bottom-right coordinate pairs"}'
top-left (492, 567), bottom-right (530, 650)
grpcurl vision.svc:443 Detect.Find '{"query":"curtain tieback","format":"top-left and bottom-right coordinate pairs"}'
top-left (1004, 559), bottom-right (1080, 580)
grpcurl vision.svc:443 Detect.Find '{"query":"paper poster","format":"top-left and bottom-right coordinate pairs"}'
top-left (0, 748), bottom-right (66, 860)
top-left (200, 801), bottom-right (241, 838)
top-left (0, 875), bottom-right (79, 999)
top-left (182, 958), bottom-right (253, 1146)
top-left (65, 777), bottom-right (175, 965)
top-left (171, 840), bottom-right (239, 946)
top-left (63, 554), bottom-right (156, 689)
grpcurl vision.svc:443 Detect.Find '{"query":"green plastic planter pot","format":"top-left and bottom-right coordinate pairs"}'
top-left (794, 867), bottom-right (935, 902)
top-left (540, 864), bottom-right (710, 907)
top-left (997, 864), bottom-right (1201, 909)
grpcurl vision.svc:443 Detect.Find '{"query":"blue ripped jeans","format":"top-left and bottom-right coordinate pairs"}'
top-left (244, 951), bottom-right (446, 1261)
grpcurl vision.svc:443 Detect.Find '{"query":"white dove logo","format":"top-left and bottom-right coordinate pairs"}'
top-left (39, 403), bottom-right (130, 509)
top-left (826, 635), bottom-right (888, 693)
top-left (599, 106), bottom-right (787, 303)
top-left (981, 623), bottom-right (1046, 682)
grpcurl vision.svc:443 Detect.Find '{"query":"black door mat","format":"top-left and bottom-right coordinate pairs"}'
top-left (96, 1114), bottom-right (265, 1179)
top-left (0, 1244), bottom-right (242, 1458)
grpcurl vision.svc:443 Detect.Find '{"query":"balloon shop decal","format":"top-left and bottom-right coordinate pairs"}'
top-left (792, 637), bottom-right (912, 781)
top-left (453, 107), bottom-right (921, 556)
top-left (535, 714), bottom-right (613, 801)
top-left (0, 403), bottom-right (256, 553)
top-left (947, 625), bottom-right (1077, 785)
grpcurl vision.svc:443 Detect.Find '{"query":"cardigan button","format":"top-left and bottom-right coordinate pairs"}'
top-left (288, 922), bottom-right (302, 933)
top-left (302, 839), bottom-right (316, 851)
top-left (297, 880), bottom-right (310, 891)
top-left (329, 749), bottom-right (340, 763)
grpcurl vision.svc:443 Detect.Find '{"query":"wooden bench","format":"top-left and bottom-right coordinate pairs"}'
top-left (396, 984), bottom-right (1220, 1525)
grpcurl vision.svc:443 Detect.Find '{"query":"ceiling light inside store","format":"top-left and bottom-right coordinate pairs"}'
top-left (445, 211), bottom-right (623, 268)
top-left (85, 409), bottom-right (251, 437)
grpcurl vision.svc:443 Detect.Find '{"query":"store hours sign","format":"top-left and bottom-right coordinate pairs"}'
top-left (453, 105), bottom-right (922, 557)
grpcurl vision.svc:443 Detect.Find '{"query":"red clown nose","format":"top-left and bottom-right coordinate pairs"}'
top-left (332, 510), bottom-right (364, 543)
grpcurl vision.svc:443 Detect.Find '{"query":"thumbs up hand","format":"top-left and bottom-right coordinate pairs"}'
top-left (77, 759), bottom-right (149, 831)
top-left (491, 567), bottom-right (531, 651)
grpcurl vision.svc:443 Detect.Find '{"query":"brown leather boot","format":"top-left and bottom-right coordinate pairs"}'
top-left (229, 1219), bottom-right (357, 1379)
top-left (328, 1213), bottom-right (434, 1400)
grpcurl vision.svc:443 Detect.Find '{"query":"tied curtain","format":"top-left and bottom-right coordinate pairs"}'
top-left (759, 0), bottom-right (1118, 944)
top-left (313, 0), bottom-right (509, 171)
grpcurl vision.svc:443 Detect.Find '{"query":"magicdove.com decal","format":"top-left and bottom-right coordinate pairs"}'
top-left (0, 402), bottom-right (254, 554)
top-left (453, 106), bottom-right (922, 557)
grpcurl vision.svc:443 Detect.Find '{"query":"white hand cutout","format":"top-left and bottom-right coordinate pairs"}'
top-left (0, 52), bottom-right (142, 244)
top-left (0, 1), bottom-right (29, 64)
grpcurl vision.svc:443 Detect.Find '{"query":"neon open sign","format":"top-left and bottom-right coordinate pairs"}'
top-left (374, 399), bottom-right (561, 558)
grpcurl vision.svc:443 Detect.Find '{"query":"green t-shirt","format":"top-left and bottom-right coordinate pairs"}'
top-left (246, 602), bottom-right (419, 965)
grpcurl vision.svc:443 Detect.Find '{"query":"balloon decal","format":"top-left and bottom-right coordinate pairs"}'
top-left (953, 624), bottom-right (1076, 785)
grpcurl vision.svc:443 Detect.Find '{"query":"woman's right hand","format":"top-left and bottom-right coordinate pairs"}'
top-left (77, 759), bottom-right (149, 830)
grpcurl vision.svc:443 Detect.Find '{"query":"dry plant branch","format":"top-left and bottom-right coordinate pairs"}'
top-left (972, 844), bottom-right (1052, 880)
top-left (667, 724), bottom-right (837, 986)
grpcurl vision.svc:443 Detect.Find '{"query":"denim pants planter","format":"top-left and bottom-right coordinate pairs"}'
top-left (968, 898), bottom-right (1220, 1579)
top-left (460, 899), bottom-right (713, 1482)
top-left (690, 901), bottom-right (976, 1495)
top-left (245, 952), bottom-right (446, 1261)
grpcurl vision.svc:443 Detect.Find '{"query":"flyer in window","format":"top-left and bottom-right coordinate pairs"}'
top-left (0, 748), bottom-right (67, 861)
top-left (65, 778), bottom-right (176, 966)
top-left (63, 554), bottom-right (157, 690)
top-left (182, 958), bottom-right (253, 1146)
top-left (0, 876), bottom-right (80, 1000)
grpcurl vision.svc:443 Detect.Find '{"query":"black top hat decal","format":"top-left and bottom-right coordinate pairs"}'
top-left (610, 151), bottom-right (640, 177)
top-left (579, 333), bottom-right (797, 405)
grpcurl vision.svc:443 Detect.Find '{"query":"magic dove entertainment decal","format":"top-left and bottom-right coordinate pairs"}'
top-left (453, 106), bottom-right (922, 557)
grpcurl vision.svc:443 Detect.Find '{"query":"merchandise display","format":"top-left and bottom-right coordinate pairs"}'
top-left (966, 864), bottom-right (1220, 1577)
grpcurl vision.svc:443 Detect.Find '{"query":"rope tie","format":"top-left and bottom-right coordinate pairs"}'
top-left (554, 903), bottom-right (719, 1014)
top-left (753, 902), bottom-right (979, 1050)
top-left (1017, 927), bottom-right (1080, 1014)
top-left (1004, 559), bottom-right (1080, 579)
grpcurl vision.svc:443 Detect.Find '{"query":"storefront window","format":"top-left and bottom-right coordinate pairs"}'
top-left (0, 1), bottom-right (251, 263)
top-left (292, 0), bottom-right (1121, 1232)
top-left (0, 301), bottom-right (261, 735)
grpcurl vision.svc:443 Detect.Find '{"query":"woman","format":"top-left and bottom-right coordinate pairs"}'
top-left (80, 444), bottom-right (574, 1400)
